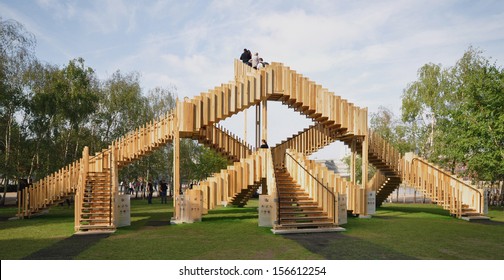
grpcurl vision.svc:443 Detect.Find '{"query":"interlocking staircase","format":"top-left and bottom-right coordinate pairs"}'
top-left (78, 170), bottom-right (114, 231)
top-left (275, 169), bottom-right (336, 231)
top-left (18, 59), bottom-right (488, 234)
top-left (230, 183), bottom-right (260, 207)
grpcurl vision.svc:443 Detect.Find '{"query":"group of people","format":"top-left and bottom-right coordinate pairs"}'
top-left (119, 178), bottom-right (169, 204)
top-left (240, 48), bottom-right (269, 70)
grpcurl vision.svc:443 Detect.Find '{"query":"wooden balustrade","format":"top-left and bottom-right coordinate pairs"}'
top-left (284, 149), bottom-right (362, 217)
top-left (17, 159), bottom-right (81, 219)
top-left (272, 124), bottom-right (339, 168)
top-left (401, 153), bottom-right (485, 217)
top-left (197, 123), bottom-right (253, 161)
top-left (367, 129), bottom-right (401, 173)
top-left (367, 171), bottom-right (388, 194)
top-left (194, 149), bottom-right (275, 212)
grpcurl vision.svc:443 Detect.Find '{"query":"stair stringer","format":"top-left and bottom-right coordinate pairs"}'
top-left (194, 148), bottom-right (277, 212)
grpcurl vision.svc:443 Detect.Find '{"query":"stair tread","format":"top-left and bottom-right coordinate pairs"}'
top-left (277, 221), bottom-right (334, 227)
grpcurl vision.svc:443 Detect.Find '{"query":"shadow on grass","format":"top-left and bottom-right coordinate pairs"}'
top-left (284, 232), bottom-right (416, 260)
top-left (470, 219), bottom-right (504, 226)
top-left (379, 204), bottom-right (451, 217)
top-left (202, 206), bottom-right (258, 222)
top-left (206, 207), bottom-right (258, 215)
top-left (202, 213), bottom-right (257, 222)
top-left (23, 233), bottom-right (111, 260)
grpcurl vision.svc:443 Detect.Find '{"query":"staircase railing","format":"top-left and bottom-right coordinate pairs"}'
top-left (284, 149), bottom-right (337, 225)
top-left (402, 153), bottom-right (485, 217)
top-left (194, 149), bottom-right (274, 212)
top-left (197, 123), bottom-right (253, 161)
top-left (367, 170), bottom-right (387, 193)
top-left (367, 129), bottom-right (401, 173)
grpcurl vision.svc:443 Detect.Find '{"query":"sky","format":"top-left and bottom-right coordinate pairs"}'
top-left (2, 0), bottom-right (504, 160)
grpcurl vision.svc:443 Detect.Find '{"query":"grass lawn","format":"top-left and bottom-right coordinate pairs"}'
top-left (0, 198), bottom-right (503, 260)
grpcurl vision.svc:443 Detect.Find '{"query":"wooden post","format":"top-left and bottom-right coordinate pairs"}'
top-left (350, 138), bottom-right (356, 185)
top-left (255, 103), bottom-right (261, 149)
top-left (261, 99), bottom-right (268, 195)
top-left (362, 137), bottom-right (369, 215)
top-left (75, 146), bottom-right (89, 232)
top-left (173, 109), bottom-right (181, 221)
top-left (244, 108), bottom-right (247, 145)
top-left (261, 99), bottom-right (267, 142)
top-left (110, 144), bottom-right (119, 227)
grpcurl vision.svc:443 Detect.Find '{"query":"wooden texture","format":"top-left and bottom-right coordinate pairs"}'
top-left (18, 59), bottom-right (487, 233)
top-left (193, 149), bottom-right (276, 212)
top-left (284, 149), bottom-right (361, 217)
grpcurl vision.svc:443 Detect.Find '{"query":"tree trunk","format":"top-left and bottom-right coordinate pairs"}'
top-left (0, 177), bottom-right (8, 206)
top-left (63, 129), bottom-right (71, 163)
top-left (1, 116), bottom-right (13, 206)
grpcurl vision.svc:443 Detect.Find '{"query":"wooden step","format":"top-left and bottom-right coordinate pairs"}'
top-left (280, 215), bottom-right (328, 221)
top-left (277, 221), bottom-right (334, 228)
top-left (280, 210), bottom-right (324, 215)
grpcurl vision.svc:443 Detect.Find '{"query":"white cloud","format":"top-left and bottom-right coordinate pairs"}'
top-left (80, 0), bottom-right (138, 34)
top-left (4, 0), bottom-right (504, 159)
top-left (35, 0), bottom-right (77, 20)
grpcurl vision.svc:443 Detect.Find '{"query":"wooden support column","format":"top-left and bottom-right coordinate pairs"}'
top-left (244, 109), bottom-right (247, 145)
top-left (361, 137), bottom-right (368, 190)
top-left (350, 138), bottom-right (356, 184)
top-left (172, 112), bottom-right (181, 221)
top-left (110, 144), bottom-right (119, 227)
top-left (361, 135), bottom-right (369, 216)
top-left (261, 99), bottom-right (267, 142)
top-left (261, 99), bottom-right (268, 195)
top-left (255, 103), bottom-right (261, 149)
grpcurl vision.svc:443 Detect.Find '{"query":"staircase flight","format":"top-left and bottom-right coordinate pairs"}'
top-left (17, 59), bottom-right (488, 234)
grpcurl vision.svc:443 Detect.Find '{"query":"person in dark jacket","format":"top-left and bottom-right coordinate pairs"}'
top-left (240, 49), bottom-right (252, 65)
top-left (147, 182), bottom-right (154, 204)
top-left (260, 139), bottom-right (269, 148)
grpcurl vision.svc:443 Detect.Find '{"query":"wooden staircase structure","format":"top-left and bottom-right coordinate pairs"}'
top-left (273, 168), bottom-right (341, 233)
top-left (78, 170), bottom-right (114, 231)
top-left (17, 59), bottom-right (488, 234)
top-left (230, 183), bottom-right (260, 207)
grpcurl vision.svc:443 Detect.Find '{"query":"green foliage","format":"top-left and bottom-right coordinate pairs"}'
top-left (342, 155), bottom-right (375, 185)
top-left (1, 19), bottom-right (232, 189)
top-left (370, 106), bottom-right (414, 155)
top-left (401, 47), bottom-right (504, 182)
top-left (0, 17), bottom-right (36, 204)
top-left (192, 146), bottom-right (229, 181)
top-left (95, 70), bottom-right (147, 143)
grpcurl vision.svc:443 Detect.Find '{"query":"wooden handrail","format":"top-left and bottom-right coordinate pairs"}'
top-left (411, 157), bottom-right (483, 214)
top-left (285, 150), bottom-right (337, 225)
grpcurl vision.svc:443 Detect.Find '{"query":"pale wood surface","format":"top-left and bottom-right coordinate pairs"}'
top-left (18, 59), bottom-right (487, 232)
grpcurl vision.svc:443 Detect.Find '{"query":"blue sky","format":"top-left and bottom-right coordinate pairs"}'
top-left (2, 0), bottom-right (504, 160)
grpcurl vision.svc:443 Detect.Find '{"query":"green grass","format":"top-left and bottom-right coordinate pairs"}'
top-left (0, 199), bottom-right (503, 260)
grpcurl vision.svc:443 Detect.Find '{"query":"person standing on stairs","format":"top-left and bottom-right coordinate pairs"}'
top-left (260, 139), bottom-right (269, 148)
top-left (257, 58), bottom-right (265, 70)
top-left (240, 48), bottom-right (251, 65)
top-left (249, 52), bottom-right (260, 69)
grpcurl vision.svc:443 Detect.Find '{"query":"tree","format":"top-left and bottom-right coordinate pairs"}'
top-left (444, 48), bottom-right (504, 182)
top-left (0, 17), bottom-right (36, 205)
top-left (370, 106), bottom-right (414, 155)
top-left (401, 47), bottom-right (504, 183)
top-left (24, 59), bottom-right (100, 177)
top-left (119, 86), bottom-right (179, 184)
top-left (401, 63), bottom-right (448, 158)
top-left (95, 70), bottom-right (148, 144)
